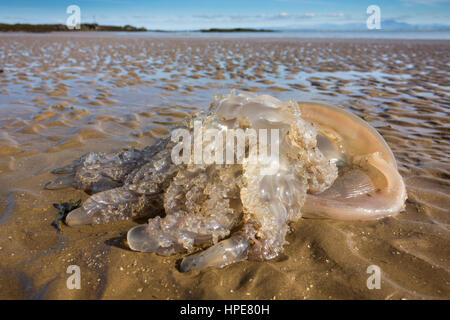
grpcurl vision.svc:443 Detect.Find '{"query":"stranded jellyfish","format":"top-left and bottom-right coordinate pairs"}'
top-left (45, 92), bottom-right (406, 271)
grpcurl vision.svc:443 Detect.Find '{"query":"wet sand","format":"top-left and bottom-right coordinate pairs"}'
top-left (0, 33), bottom-right (449, 299)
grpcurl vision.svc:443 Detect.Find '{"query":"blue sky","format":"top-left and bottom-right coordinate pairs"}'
top-left (1, 0), bottom-right (449, 30)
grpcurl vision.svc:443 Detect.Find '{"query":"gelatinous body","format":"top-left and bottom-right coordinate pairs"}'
top-left (45, 92), bottom-right (407, 271)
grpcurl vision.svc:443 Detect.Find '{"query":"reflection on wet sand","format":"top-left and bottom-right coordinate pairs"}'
top-left (0, 34), bottom-right (448, 299)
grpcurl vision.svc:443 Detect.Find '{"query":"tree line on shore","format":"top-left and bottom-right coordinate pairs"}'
top-left (0, 23), bottom-right (147, 33)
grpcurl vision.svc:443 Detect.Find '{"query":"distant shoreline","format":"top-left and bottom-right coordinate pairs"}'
top-left (199, 28), bottom-right (275, 33)
top-left (0, 23), bottom-right (277, 33)
top-left (0, 23), bottom-right (147, 33)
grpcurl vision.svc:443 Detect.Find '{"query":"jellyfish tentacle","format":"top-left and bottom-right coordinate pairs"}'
top-left (65, 187), bottom-right (162, 226)
top-left (127, 199), bottom-right (241, 256)
top-left (128, 164), bottom-right (244, 256)
top-left (66, 145), bottom-right (180, 226)
top-left (44, 174), bottom-right (76, 190)
top-left (46, 139), bottom-right (170, 193)
top-left (179, 233), bottom-right (249, 272)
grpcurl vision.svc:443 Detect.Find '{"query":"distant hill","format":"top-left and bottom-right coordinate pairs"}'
top-left (0, 23), bottom-right (147, 33)
top-left (199, 28), bottom-right (275, 33)
top-left (277, 19), bottom-right (450, 32)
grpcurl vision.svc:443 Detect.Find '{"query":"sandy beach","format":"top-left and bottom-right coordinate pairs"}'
top-left (0, 33), bottom-right (448, 299)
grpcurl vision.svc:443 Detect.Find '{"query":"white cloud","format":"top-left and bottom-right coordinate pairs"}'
top-left (187, 11), bottom-right (357, 25)
top-left (191, 12), bottom-right (318, 22)
top-left (327, 12), bottom-right (345, 18)
top-left (268, 12), bottom-right (317, 19)
top-left (192, 14), bottom-right (224, 19)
